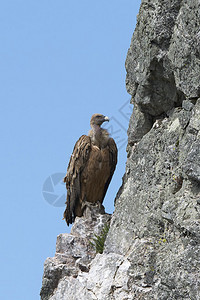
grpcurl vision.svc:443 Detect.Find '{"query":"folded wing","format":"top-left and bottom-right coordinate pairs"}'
top-left (63, 135), bottom-right (91, 225)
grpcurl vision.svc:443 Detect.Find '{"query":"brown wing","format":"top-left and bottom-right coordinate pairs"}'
top-left (101, 137), bottom-right (118, 202)
top-left (63, 135), bottom-right (91, 225)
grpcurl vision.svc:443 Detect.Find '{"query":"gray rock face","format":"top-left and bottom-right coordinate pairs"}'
top-left (106, 101), bottom-right (200, 299)
top-left (40, 204), bottom-right (111, 300)
top-left (41, 0), bottom-right (200, 299)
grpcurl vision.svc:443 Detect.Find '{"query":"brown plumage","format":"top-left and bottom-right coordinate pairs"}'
top-left (63, 114), bottom-right (118, 225)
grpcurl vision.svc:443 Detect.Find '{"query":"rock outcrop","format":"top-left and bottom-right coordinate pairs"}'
top-left (41, 0), bottom-right (200, 299)
top-left (40, 203), bottom-right (111, 300)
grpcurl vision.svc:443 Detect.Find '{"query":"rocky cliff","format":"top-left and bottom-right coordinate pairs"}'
top-left (41, 0), bottom-right (200, 299)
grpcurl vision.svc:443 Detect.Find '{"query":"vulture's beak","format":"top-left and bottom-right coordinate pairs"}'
top-left (104, 116), bottom-right (109, 122)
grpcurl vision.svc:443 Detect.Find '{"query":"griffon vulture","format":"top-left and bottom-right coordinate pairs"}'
top-left (63, 113), bottom-right (118, 225)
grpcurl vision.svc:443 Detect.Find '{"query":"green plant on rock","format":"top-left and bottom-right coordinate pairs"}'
top-left (175, 139), bottom-right (180, 148)
top-left (90, 223), bottom-right (110, 254)
top-left (158, 238), bottom-right (167, 245)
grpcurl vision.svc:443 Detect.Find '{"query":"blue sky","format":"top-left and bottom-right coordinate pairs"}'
top-left (0, 1), bottom-right (141, 299)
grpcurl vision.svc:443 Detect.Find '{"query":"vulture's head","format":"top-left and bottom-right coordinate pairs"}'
top-left (90, 114), bottom-right (109, 127)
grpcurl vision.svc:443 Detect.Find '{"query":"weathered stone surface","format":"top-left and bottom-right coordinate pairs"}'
top-left (106, 102), bottom-right (200, 298)
top-left (126, 0), bottom-right (185, 117)
top-left (41, 0), bottom-right (200, 299)
top-left (127, 103), bottom-right (153, 146)
top-left (45, 253), bottom-right (125, 300)
top-left (104, 0), bottom-right (200, 297)
top-left (40, 203), bottom-right (111, 300)
top-left (168, 0), bottom-right (200, 98)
